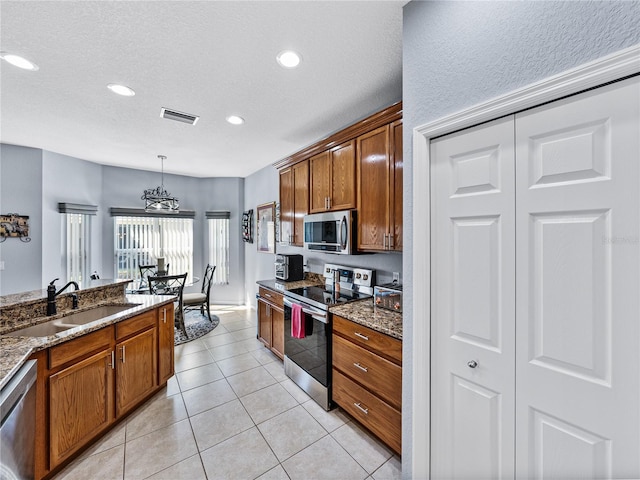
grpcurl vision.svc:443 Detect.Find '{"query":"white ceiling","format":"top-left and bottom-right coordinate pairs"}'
top-left (0, 1), bottom-right (403, 178)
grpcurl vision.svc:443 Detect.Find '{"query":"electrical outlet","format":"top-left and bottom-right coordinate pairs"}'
top-left (393, 272), bottom-right (400, 283)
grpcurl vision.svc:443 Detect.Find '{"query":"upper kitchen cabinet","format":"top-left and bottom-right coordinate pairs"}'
top-left (274, 102), bottom-right (402, 251)
top-left (357, 119), bottom-right (403, 252)
top-left (309, 140), bottom-right (356, 213)
top-left (279, 160), bottom-right (309, 246)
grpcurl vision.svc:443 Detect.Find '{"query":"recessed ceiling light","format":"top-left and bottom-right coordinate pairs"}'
top-left (107, 83), bottom-right (135, 97)
top-left (276, 50), bottom-right (302, 69)
top-left (226, 115), bottom-right (245, 125)
top-left (0, 52), bottom-right (39, 71)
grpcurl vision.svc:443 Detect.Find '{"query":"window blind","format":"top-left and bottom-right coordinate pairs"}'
top-left (208, 217), bottom-right (230, 285)
top-left (114, 216), bottom-right (194, 283)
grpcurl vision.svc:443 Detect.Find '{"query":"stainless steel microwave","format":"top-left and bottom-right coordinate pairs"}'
top-left (303, 210), bottom-right (354, 255)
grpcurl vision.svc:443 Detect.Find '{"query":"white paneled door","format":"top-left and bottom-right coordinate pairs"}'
top-left (431, 116), bottom-right (516, 480)
top-left (515, 77), bottom-right (640, 479)
top-left (430, 75), bottom-right (640, 479)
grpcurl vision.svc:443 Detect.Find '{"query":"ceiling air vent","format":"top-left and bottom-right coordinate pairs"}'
top-left (160, 107), bottom-right (199, 125)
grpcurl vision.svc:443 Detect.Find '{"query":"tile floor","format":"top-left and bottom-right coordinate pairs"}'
top-left (54, 306), bottom-right (402, 480)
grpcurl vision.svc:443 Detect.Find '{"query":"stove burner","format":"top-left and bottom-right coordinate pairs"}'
top-left (284, 285), bottom-right (371, 311)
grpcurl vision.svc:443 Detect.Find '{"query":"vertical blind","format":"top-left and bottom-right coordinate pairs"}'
top-left (114, 216), bottom-right (194, 283)
top-left (207, 212), bottom-right (230, 285)
top-left (65, 213), bottom-right (91, 284)
top-left (59, 203), bottom-right (97, 285)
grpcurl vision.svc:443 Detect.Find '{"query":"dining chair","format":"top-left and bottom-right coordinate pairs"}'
top-left (148, 272), bottom-right (188, 337)
top-left (139, 264), bottom-right (157, 292)
top-left (183, 264), bottom-right (216, 323)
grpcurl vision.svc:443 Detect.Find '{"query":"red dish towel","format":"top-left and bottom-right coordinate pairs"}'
top-left (291, 303), bottom-right (305, 339)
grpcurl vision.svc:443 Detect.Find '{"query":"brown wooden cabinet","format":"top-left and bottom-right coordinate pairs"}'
top-left (49, 347), bottom-right (114, 466)
top-left (34, 303), bottom-right (173, 477)
top-left (309, 140), bottom-right (356, 213)
top-left (332, 314), bottom-right (402, 454)
top-left (356, 121), bottom-right (403, 251)
top-left (257, 286), bottom-right (284, 359)
top-left (158, 302), bottom-right (175, 385)
top-left (279, 160), bottom-right (309, 246)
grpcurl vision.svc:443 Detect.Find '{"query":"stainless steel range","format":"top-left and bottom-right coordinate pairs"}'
top-left (280, 263), bottom-right (374, 410)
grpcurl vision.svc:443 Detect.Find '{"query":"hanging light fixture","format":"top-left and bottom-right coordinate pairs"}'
top-left (142, 155), bottom-right (179, 213)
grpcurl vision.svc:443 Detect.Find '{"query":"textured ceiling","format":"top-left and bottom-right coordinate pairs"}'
top-left (0, 1), bottom-right (403, 178)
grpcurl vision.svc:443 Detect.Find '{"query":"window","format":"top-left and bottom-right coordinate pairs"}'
top-left (59, 203), bottom-right (97, 285)
top-left (207, 211), bottom-right (230, 285)
top-left (114, 215), bottom-right (194, 283)
top-left (64, 213), bottom-right (92, 284)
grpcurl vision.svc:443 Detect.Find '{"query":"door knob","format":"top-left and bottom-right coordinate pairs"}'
top-left (467, 360), bottom-right (478, 369)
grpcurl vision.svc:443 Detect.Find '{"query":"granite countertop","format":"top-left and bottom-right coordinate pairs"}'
top-left (257, 274), bottom-right (325, 293)
top-left (330, 298), bottom-right (403, 340)
top-left (0, 294), bottom-right (174, 390)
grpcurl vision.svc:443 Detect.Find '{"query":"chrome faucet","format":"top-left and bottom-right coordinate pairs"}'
top-left (47, 278), bottom-right (80, 316)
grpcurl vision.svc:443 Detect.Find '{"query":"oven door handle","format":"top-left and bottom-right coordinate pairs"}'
top-left (283, 297), bottom-right (328, 324)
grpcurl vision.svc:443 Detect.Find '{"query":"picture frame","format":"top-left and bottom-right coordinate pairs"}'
top-left (256, 202), bottom-right (275, 253)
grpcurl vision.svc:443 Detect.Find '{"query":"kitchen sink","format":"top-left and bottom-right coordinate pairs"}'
top-left (4, 304), bottom-right (141, 337)
top-left (55, 304), bottom-right (139, 326)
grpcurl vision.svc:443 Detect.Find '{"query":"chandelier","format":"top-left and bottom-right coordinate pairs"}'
top-left (142, 155), bottom-right (179, 213)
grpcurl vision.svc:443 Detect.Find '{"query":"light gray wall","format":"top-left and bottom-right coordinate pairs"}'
top-left (42, 150), bottom-right (103, 287)
top-left (402, 1), bottom-right (640, 477)
top-left (243, 164), bottom-right (280, 306)
top-left (0, 144), bottom-right (43, 294)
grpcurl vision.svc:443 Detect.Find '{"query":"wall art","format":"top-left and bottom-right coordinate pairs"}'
top-left (0, 213), bottom-right (31, 242)
top-left (256, 202), bottom-right (275, 253)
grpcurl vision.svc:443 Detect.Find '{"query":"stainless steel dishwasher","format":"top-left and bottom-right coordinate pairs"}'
top-left (1, 359), bottom-right (37, 480)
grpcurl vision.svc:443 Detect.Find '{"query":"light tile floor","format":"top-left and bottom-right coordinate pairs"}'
top-left (53, 306), bottom-right (402, 480)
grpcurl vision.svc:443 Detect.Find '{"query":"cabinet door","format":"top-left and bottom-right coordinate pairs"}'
top-left (49, 349), bottom-right (114, 467)
top-left (330, 140), bottom-right (356, 211)
top-left (279, 167), bottom-right (294, 245)
top-left (430, 116), bottom-right (516, 480)
top-left (270, 304), bottom-right (284, 360)
top-left (116, 328), bottom-right (157, 417)
top-left (357, 125), bottom-right (390, 251)
top-left (390, 120), bottom-right (403, 251)
top-left (158, 303), bottom-right (175, 385)
top-left (309, 151), bottom-right (331, 213)
top-left (257, 298), bottom-right (272, 348)
top-left (292, 161), bottom-right (309, 246)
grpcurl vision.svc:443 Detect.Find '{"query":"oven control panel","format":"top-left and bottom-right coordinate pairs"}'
top-left (323, 263), bottom-right (375, 294)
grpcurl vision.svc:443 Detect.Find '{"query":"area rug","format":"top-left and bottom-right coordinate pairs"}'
top-left (174, 310), bottom-right (220, 345)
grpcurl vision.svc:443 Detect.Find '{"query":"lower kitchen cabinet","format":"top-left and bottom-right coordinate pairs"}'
top-left (33, 303), bottom-right (173, 478)
top-left (49, 348), bottom-right (114, 466)
top-left (158, 302), bottom-right (175, 385)
top-left (257, 286), bottom-right (284, 360)
top-left (115, 327), bottom-right (157, 417)
top-left (332, 314), bottom-right (402, 454)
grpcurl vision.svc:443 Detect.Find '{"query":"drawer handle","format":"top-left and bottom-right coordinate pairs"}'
top-left (353, 402), bottom-right (369, 415)
top-left (264, 293), bottom-right (272, 298)
top-left (353, 362), bottom-right (368, 373)
top-left (354, 332), bottom-right (369, 341)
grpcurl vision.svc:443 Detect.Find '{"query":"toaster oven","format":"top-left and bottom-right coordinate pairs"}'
top-left (374, 283), bottom-right (403, 313)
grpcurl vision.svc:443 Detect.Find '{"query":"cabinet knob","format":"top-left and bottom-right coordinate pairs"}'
top-left (467, 360), bottom-right (478, 369)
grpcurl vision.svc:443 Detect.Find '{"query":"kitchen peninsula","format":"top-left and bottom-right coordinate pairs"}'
top-left (0, 279), bottom-right (176, 479)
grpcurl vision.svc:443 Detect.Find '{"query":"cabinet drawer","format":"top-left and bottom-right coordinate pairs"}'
top-left (333, 315), bottom-right (402, 364)
top-left (333, 334), bottom-right (402, 409)
top-left (259, 287), bottom-right (283, 307)
top-left (333, 369), bottom-right (401, 454)
top-left (116, 310), bottom-right (156, 341)
top-left (49, 327), bottom-right (112, 370)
